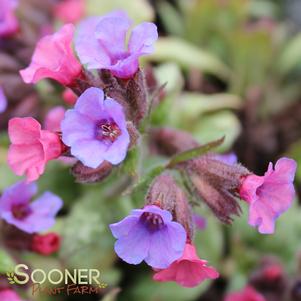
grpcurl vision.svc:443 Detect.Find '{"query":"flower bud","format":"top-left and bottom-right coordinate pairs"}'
top-left (146, 173), bottom-right (194, 239)
top-left (71, 160), bottom-right (113, 183)
top-left (31, 233), bottom-right (61, 256)
top-left (184, 156), bottom-right (250, 224)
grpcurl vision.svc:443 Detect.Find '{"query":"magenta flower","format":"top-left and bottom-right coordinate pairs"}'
top-left (61, 87), bottom-right (130, 168)
top-left (0, 86), bottom-right (8, 113)
top-left (110, 205), bottom-right (186, 269)
top-left (225, 286), bottom-right (266, 301)
top-left (54, 0), bottom-right (85, 24)
top-left (0, 289), bottom-right (25, 301)
top-left (0, 181), bottom-right (63, 234)
top-left (153, 243), bottom-right (219, 287)
top-left (8, 117), bottom-right (63, 182)
top-left (20, 24), bottom-right (82, 85)
top-left (0, 0), bottom-right (19, 38)
top-left (44, 106), bottom-right (66, 132)
top-left (239, 157), bottom-right (297, 234)
top-left (75, 10), bottom-right (158, 78)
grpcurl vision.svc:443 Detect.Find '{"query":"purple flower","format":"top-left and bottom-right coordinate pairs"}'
top-left (0, 0), bottom-right (19, 38)
top-left (239, 157), bottom-right (297, 234)
top-left (0, 181), bottom-right (63, 234)
top-left (0, 87), bottom-right (8, 113)
top-left (213, 153), bottom-right (237, 165)
top-left (75, 10), bottom-right (158, 78)
top-left (109, 205), bottom-right (186, 269)
top-left (61, 87), bottom-right (130, 168)
top-left (193, 213), bottom-right (207, 231)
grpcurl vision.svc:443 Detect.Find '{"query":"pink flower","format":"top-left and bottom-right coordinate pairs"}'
top-left (0, 289), bottom-right (24, 301)
top-left (225, 286), bottom-right (266, 301)
top-left (239, 157), bottom-right (297, 234)
top-left (44, 106), bottom-right (66, 132)
top-left (20, 24), bottom-right (82, 86)
top-left (62, 88), bottom-right (77, 105)
top-left (0, 0), bottom-right (19, 38)
top-left (8, 117), bottom-right (62, 182)
top-left (153, 243), bottom-right (219, 287)
top-left (54, 0), bottom-right (85, 24)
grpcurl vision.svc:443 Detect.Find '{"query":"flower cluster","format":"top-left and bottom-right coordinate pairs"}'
top-left (5, 9), bottom-right (297, 291)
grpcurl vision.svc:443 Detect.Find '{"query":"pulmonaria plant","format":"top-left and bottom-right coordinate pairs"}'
top-left (239, 158), bottom-right (297, 234)
top-left (225, 286), bottom-right (266, 301)
top-left (153, 243), bottom-right (219, 287)
top-left (20, 24), bottom-right (82, 86)
top-left (0, 0), bottom-right (19, 38)
top-left (61, 87), bottom-right (130, 168)
top-left (8, 117), bottom-right (63, 182)
top-left (31, 232), bottom-right (61, 255)
top-left (7, 8), bottom-right (299, 290)
top-left (75, 10), bottom-right (158, 78)
top-left (0, 181), bottom-right (62, 233)
top-left (110, 205), bottom-right (186, 269)
top-left (0, 289), bottom-right (25, 301)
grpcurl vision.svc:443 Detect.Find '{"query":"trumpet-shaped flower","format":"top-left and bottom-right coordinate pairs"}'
top-left (20, 24), bottom-right (82, 85)
top-left (61, 87), bottom-right (130, 168)
top-left (153, 243), bottom-right (219, 287)
top-left (110, 205), bottom-right (186, 269)
top-left (0, 181), bottom-right (63, 234)
top-left (8, 117), bottom-right (62, 182)
top-left (239, 157), bottom-right (297, 234)
top-left (75, 10), bottom-right (158, 78)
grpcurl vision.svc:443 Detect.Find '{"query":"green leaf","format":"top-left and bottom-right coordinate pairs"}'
top-left (167, 136), bottom-right (225, 168)
top-left (192, 111), bottom-right (241, 152)
top-left (0, 249), bottom-right (15, 274)
top-left (120, 147), bottom-right (139, 177)
top-left (156, 1), bottom-right (184, 36)
top-left (86, 0), bottom-right (154, 23)
top-left (277, 33), bottom-right (301, 76)
top-left (146, 38), bottom-right (231, 80)
top-left (171, 92), bottom-right (241, 124)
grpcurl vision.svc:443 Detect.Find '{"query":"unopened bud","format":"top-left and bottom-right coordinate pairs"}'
top-left (71, 160), bottom-right (113, 183)
top-left (184, 156), bottom-right (250, 224)
top-left (146, 173), bottom-right (194, 239)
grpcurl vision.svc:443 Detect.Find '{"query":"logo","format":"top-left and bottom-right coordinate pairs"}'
top-left (6, 264), bottom-right (108, 296)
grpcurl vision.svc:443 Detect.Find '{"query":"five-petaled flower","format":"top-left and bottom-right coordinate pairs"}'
top-left (0, 181), bottom-right (63, 234)
top-left (61, 87), bottom-right (130, 168)
top-left (224, 286), bottom-right (266, 301)
top-left (239, 157), bottom-right (297, 234)
top-left (75, 10), bottom-right (158, 78)
top-left (8, 117), bottom-right (63, 182)
top-left (153, 242), bottom-right (219, 287)
top-left (20, 24), bottom-right (82, 86)
top-left (0, 0), bottom-right (19, 38)
top-left (110, 205), bottom-right (186, 269)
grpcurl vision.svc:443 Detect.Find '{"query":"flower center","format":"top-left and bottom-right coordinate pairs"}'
top-left (140, 212), bottom-right (165, 231)
top-left (12, 204), bottom-right (32, 220)
top-left (96, 118), bottom-right (121, 143)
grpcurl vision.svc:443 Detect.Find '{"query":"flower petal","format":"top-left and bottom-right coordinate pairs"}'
top-left (145, 221), bottom-right (186, 269)
top-left (114, 221), bottom-right (150, 265)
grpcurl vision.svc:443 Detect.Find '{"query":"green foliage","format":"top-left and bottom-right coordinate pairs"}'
top-left (0, 249), bottom-right (15, 274)
top-left (147, 38), bottom-right (231, 80)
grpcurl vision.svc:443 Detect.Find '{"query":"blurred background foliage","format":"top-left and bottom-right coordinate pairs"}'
top-left (1, 0), bottom-right (301, 300)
